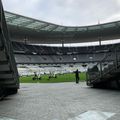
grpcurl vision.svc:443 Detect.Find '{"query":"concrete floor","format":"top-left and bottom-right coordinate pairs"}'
top-left (0, 82), bottom-right (120, 120)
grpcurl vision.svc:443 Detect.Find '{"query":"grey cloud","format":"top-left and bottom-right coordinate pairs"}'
top-left (2, 0), bottom-right (120, 26)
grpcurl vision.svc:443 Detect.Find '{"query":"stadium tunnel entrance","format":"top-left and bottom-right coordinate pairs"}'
top-left (1, 0), bottom-right (120, 100)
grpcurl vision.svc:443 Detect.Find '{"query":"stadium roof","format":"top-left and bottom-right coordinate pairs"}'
top-left (5, 11), bottom-right (120, 44)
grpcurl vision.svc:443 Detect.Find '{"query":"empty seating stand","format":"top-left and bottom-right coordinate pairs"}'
top-left (0, 0), bottom-right (19, 100)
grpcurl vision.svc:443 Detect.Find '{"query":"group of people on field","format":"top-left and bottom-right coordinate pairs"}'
top-left (32, 72), bottom-right (57, 80)
top-left (32, 69), bottom-right (80, 84)
top-left (32, 72), bottom-right (41, 80)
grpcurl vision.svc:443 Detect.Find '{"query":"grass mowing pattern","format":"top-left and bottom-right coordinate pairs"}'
top-left (20, 72), bottom-right (86, 83)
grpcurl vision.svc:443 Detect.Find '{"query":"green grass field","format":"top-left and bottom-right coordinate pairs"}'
top-left (20, 72), bottom-right (86, 83)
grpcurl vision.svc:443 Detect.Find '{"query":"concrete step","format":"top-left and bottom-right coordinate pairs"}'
top-left (0, 71), bottom-right (13, 74)
top-left (0, 63), bottom-right (10, 71)
top-left (0, 61), bottom-right (8, 65)
top-left (0, 42), bottom-right (4, 51)
top-left (0, 73), bottom-right (13, 79)
top-left (0, 78), bottom-right (15, 84)
top-left (0, 50), bottom-right (7, 61)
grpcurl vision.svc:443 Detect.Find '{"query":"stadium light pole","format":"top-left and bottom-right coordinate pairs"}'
top-left (98, 20), bottom-right (102, 77)
top-left (98, 20), bottom-right (102, 46)
top-left (99, 36), bottom-right (102, 46)
top-left (98, 36), bottom-right (102, 77)
top-left (24, 36), bottom-right (28, 45)
top-left (62, 40), bottom-right (64, 47)
top-left (115, 47), bottom-right (118, 69)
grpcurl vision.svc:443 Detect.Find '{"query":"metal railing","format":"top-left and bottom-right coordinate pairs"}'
top-left (86, 45), bottom-right (120, 86)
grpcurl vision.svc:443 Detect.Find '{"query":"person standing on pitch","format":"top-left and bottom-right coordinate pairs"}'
top-left (74, 69), bottom-right (80, 84)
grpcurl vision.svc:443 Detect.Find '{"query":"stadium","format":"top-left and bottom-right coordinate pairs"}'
top-left (0, 0), bottom-right (120, 119)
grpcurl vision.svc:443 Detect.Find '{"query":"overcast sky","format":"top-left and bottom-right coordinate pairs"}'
top-left (2, 0), bottom-right (120, 26)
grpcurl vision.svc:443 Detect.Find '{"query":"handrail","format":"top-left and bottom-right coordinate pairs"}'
top-left (87, 44), bottom-right (120, 84)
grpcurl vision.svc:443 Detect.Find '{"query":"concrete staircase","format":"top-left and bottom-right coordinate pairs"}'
top-left (0, 0), bottom-right (19, 100)
top-left (87, 48), bottom-right (120, 89)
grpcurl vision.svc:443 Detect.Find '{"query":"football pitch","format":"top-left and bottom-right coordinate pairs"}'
top-left (20, 72), bottom-right (86, 83)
